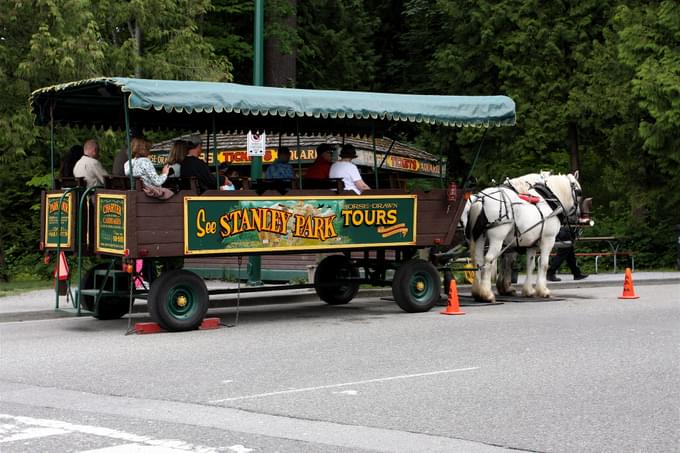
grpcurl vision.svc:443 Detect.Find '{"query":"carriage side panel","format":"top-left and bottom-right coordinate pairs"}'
top-left (414, 188), bottom-right (465, 247)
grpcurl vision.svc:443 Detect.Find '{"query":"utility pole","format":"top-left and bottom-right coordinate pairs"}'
top-left (248, 0), bottom-right (264, 286)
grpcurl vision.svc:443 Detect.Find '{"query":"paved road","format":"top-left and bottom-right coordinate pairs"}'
top-left (1, 275), bottom-right (678, 452)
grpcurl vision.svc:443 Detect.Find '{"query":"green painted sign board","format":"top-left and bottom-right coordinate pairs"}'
top-left (44, 192), bottom-right (74, 248)
top-left (95, 194), bottom-right (127, 254)
top-left (184, 195), bottom-right (417, 255)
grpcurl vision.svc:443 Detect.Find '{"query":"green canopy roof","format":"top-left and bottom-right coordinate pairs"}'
top-left (31, 77), bottom-right (515, 134)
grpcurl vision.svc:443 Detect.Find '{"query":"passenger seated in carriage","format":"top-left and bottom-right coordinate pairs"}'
top-left (166, 139), bottom-right (189, 178)
top-left (181, 136), bottom-right (233, 193)
top-left (305, 143), bottom-right (334, 180)
top-left (329, 144), bottom-right (370, 194)
top-left (264, 146), bottom-right (294, 180)
top-left (73, 139), bottom-right (109, 188)
top-left (124, 137), bottom-right (174, 199)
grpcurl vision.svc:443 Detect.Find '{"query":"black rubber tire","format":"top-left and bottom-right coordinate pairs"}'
top-left (392, 259), bottom-right (441, 313)
top-left (314, 255), bottom-right (359, 305)
top-left (80, 263), bottom-right (131, 320)
top-left (148, 269), bottom-right (209, 331)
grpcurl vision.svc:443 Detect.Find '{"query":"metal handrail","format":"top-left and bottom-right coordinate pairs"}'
top-left (53, 186), bottom-right (84, 310)
top-left (75, 184), bottom-right (102, 315)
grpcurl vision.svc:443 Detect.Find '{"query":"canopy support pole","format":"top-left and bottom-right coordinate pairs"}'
top-left (378, 139), bottom-right (396, 173)
top-left (372, 123), bottom-right (378, 189)
top-left (248, 0), bottom-right (265, 287)
top-left (439, 156), bottom-right (444, 188)
top-left (296, 119), bottom-right (302, 189)
top-left (212, 116), bottom-right (219, 188)
top-left (123, 95), bottom-right (133, 190)
top-left (463, 128), bottom-right (488, 190)
top-left (49, 103), bottom-right (55, 190)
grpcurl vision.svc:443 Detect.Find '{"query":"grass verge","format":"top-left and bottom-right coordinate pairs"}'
top-left (0, 280), bottom-right (52, 298)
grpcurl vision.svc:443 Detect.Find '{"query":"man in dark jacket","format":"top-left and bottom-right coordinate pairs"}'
top-left (547, 226), bottom-right (588, 281)
top-left (181, 136), bottom-right (229, 193)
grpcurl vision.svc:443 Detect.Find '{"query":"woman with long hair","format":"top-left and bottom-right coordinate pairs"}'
top-left (124, 137), bottom-right (173, 199)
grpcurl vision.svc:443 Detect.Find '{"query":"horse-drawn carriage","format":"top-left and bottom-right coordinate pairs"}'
top-left (34, 77), bottom-right (516, 331)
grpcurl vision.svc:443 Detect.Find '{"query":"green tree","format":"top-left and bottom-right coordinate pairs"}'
top-left (0, 0), bottom-right (237, 280)
top-left (296, 0), bottom-right (379, 90)
top-left (574, 1), bottom-right (680, 265)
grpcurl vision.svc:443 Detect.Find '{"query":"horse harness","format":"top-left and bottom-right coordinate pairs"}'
top-left (469, 181), bottom-right (577, 252)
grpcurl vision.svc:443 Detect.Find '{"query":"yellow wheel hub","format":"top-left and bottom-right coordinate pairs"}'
top-left (176, 295), bottom-right (188, 308)
top-left (415, 281), bottom-right (425, 291)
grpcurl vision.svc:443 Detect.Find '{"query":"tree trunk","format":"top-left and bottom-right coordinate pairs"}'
top-left (0, 237), bottom-right (7, 282)
top-left (568, 122), bottom-right (580, 173)
top-left (134, 20), bottom-right (143, 78)
top-left (265, 0), bottom-right (296, 87)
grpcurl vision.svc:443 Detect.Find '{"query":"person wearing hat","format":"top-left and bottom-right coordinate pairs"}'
top-left (305, 143), bottom-right (334, 180)
top-left (181, 135), bottom-right (232, 193)
top-left (329, 144), bottom-right (370, 194)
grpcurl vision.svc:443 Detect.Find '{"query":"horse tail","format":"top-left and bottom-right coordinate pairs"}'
top-left (465, 200), bottom-right (488, 242)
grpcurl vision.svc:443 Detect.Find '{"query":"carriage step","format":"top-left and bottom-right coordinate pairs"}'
top-left (79, 289), bottom-right (128, 297)
top-left (93, 269), bottom-right (128, 277)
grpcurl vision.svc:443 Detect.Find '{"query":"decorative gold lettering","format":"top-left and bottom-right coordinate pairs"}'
top-left (341, 209), bottom-right (398, 227)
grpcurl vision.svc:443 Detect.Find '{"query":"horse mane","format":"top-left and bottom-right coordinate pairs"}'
top-left (544, 174), bottom-right (579, 209)
top-left (506, 171), bottom-right (550, 193)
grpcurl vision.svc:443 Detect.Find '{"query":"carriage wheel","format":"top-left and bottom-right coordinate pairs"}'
top-left (392, 259), bottom-right (441, 313)
top-left (79, 263), bottom-right (131, 320)
top-left (314, 255), bottom-right (360, 305)
top-left (148, 269), bottom-right (208, 332)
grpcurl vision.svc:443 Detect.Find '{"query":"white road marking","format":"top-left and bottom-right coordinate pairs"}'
top-left (332, 390), bottom-right (358, 395)
top-left (0, 426), bottom-right (69, 442)
top-left (209, 367), bottom-right (479, 403)
top-left (227, 446), bottom-right (253, 453)
top-left (81, 445), bottom-right (195, 452)
top-left (0, 414), bottom-right (250, 452)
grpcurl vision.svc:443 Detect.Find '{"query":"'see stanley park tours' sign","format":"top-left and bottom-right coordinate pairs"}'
top-left (95, 194), bottom-right (127, 254)
top-left (44, 192), bottom-right (74, 249)
top-left (184, 195), bottom-right (417, 255)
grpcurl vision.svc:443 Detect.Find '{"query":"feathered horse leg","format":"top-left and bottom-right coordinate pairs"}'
top-left (478, 231), bottom-right (507, 303)
top-left (535, 234), bottom-right (557, 298)
top-left (470, 238), bottom-right (485, 301)
top-left (497, 251), bottom-right (517, 296)
top-left (523, 248), bottom-right (537, 297)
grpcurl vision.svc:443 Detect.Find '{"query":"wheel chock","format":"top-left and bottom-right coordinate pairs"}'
top-left (199, 318), bottom-right (221, 330)
top-left (134, 322), bottom-right (163, 334)
top-left (134, 318), bottom-right (221, 334)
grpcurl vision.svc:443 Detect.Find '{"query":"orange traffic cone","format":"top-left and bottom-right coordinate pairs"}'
top-left (441, 279), bottom-right (465, 315)
top-left (54, 251), bottom-right (69, 281)
top-left (618, 268), bottom-right (639, 299)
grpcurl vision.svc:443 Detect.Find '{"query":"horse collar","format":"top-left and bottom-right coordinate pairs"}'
top-left (531, 183), bottom-right (567, 223)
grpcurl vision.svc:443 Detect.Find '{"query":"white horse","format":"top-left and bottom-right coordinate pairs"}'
top-left (463, 172), bottom-right (583, 302)
top-left (460, 172), bottom-right (549, 292)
